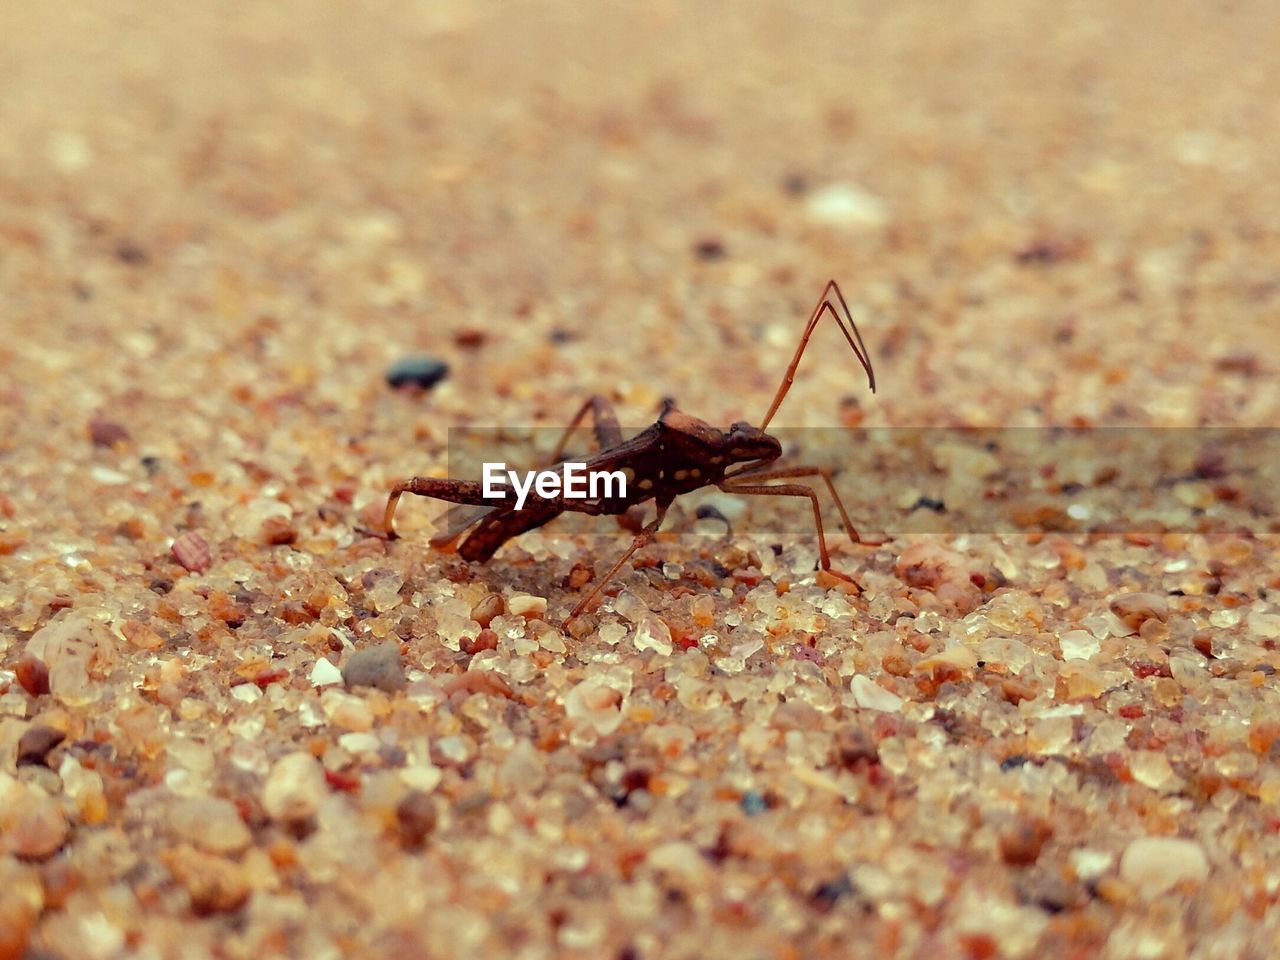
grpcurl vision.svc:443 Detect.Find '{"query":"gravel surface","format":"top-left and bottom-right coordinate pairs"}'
top-left (2, 2), bottom-right (1279, 958)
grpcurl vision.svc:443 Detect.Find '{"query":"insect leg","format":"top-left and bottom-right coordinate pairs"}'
top-left (565, 498), bottom-right (671, 625)
top-left (717, 480), bottom-right (835, 569)
top-left (722, 463), bottom-right (883, 546)
top-left (383, 478), bottom-right (490, 540)
top-left (543, 395), bottom-right (623, 467)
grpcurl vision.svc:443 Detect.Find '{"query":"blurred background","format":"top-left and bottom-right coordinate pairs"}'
top-left (2, 0), bottom-right (1278, 496)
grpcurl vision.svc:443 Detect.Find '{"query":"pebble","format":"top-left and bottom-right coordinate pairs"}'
top-left (1130, 751), bottom-right (1179, 791)
top-left (87, 416), bottom-right (130, 448)
top-left (26, 613), bottom-right (111, 667)
top-left (171, 532), bottom-right (212, 573)
top-left (0, 783), bottom-right (69, 860)
top-left (1109, 593), bottom-right (1169, 631)
top-left (1058, 629), bottom-right (1101, 661)
top-left (385, 355), bottom-right (449, 390)
top-left (633, 616), bottom-right (674, 656)
top-left (309, 657), bottom-right (343, 687)
top-left (850, 675), bottom-right (904, 712)
top-left (342, 643), bottom-right (406, 692)
top-left (1119, 836), bottom-right (1209, 895)
top-left (321, 689), bottom-right (375, 731)
top-left (803, 181), bottom-right (889, 227)
top-left (998, 817), bottom-right (1052, 866)
top-left (395, 790), bottom-right (438, 849)
top-left (894, 542), bottom-right (982, 613)
top-left (161, 846), bottom-right (251, 914)
top-left (15, 726), bottom-right (65, 768)
top-left (564, 678), bottom-right (625, 735)
top-left (507, 594), bottom-right (547, 617)
top-left (168, 796), bottom-right (252, 855)
top-left (469, 593), bottom-right (504, 627)
top-left (14, 655), bottom-right (50, 697)
top-left (262, 752), bottom-right (327, 822)
top-left (613, 590), bottom-right (648, 624)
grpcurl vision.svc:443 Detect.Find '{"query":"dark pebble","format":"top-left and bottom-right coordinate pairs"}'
top-left (693, 238), bottom-right (726, 261)
top-left (89, 416), bottom-right (130, 448)
top-left (396, 790), bottom-right (437, 849)
top-left (342, 642), bottom-right (406, 692)
top-left (17, 725), bottom-right (67, 767)
top-left (810, 873), bottom-right (856, 912)
top-left (911, 495), bottom-right (946, 513)
top-left (385, 356), bottom-right (449, 390)
top-left (15, 654), bottom-right (50, 697)
top-left (740, 791), bottom-right (767, 816)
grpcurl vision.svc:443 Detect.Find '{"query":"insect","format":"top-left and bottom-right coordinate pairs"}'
top-left (383, 280), bottom-right (878, 623)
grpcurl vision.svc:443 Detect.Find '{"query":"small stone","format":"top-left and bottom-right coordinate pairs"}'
top-left (507, 594), bottom-right (547, 618)
top-left (321, 689), bottom-right (375, 731)
top-left (850, 675), bottom-right (903, 712)
top-left (1109, 593), bottom-right (1169, 631)
top-left (395, 790), bottom-right (438, 849)
top-left (564, 678), bottom-right (625, 735)
top-left (14, 655), bottom-right (49, 697)
top-left (171, 532), bottom-right (212, 573)
top-left (26, 613), bottom-right (111, 668)
top-left (894, 542), bottom-right (982, 613)
top-left (262, 752), bottom-right (327, 822)
top-left (0, 785), bottom-right (69, 860)
top-left (633, 616), bottom-right (674, 656)
top-left (160, 846), bottom-right (251, 914)
top-left (309, 657), bottom-right (343, 687)
top-left (496, 739), bottom-right (546, 795)
top-left (1119, 836), bottom-right (1209, 895)
top-left (121, 619), bottom-right (166, 650)
top-left (469, 594), bottom-right (504, 627)
top-left (998, 817), bottom-right (1052, 866)
top-left (168, 796), bottom-right (252, 855)
top-left (88, 416), bottom-right (130, 448)
top-left (1058, 629), bottom-right (1100, 661)
top-left (260, 515), bottom-right (297, 546)
top-left (342, 643), bottom-right (406, 693)
top-left (804, 181), bottom-right (889, 227)
top-left (365, 571), bottom-right (404, 612)
top-left (1130, 751), bottom-right (1179, 792)
top-left (613, 590), bottom-right (648, 624)
top-left (385, 355), bottom-right (449, 390)
top-left (1027, 715), bottom-right (1074, 754)
top-left (15, 727), bottom-right (65, 768)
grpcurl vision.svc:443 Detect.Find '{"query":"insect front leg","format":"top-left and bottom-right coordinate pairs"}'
top-left (382, 478), bottom-right (490, 540)
top-left (719, 463), bottom-right (885, 575)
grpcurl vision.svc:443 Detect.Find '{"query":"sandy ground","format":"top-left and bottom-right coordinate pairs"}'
top-left (2, 1), bottom-right (1280, 957)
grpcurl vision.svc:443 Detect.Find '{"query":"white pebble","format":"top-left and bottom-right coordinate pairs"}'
top-left (804, 182), bottom-right (889, 227)
top-left (1058, 629), bottom-right (1101, 661)
top-left (309, 657), bottom-right (343, 687)
top-left (564, 678), bottom-right (625, 734)
top-left (851, 675), bottom-right (903, 712)
top-left (633, 616), bottom-right (674, 656)
top-left (1119, 836), bottom-right (1209, 895)
top-left (507, 594), bottom-right (547, 617)
top-left (262, 752), bottom-right (326, 822)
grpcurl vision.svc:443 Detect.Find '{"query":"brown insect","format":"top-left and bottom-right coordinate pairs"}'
top-left (383, 280), bottom-right (878, 623)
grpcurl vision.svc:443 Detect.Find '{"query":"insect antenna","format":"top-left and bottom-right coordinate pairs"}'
top-left (759, 280), bottom-right (876, 431)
